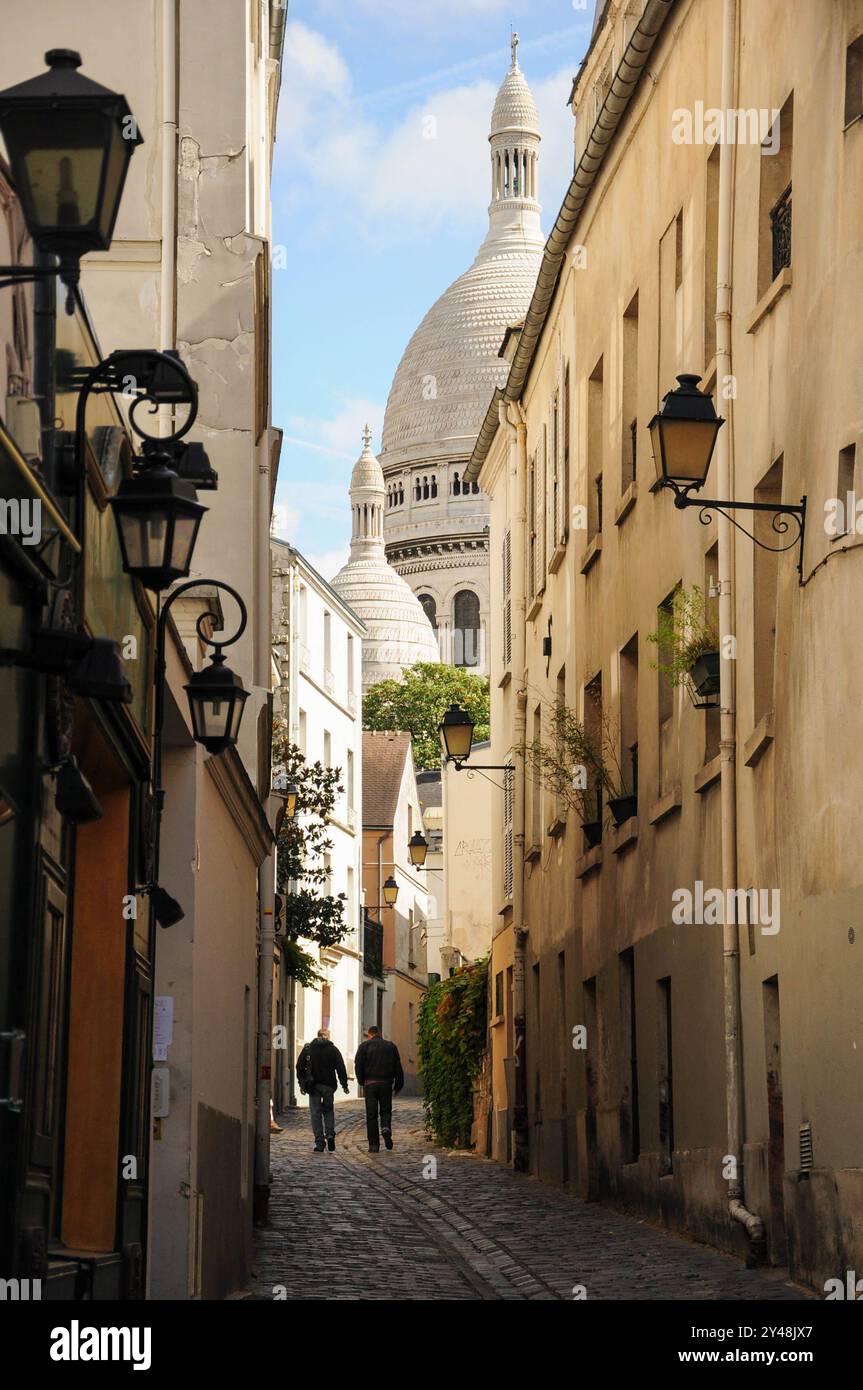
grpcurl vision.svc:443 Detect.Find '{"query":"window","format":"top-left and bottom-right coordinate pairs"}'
top-left (430, 475), bottom-right (438, 498)
top-left (619, 635), bottom-right (638, 802)
top-left (452, 471), bottom-right (461, 496)
top-left (704, 146), bottom-right (720, 365)
top-left (657, 590), bottom-right (678, 794)
top-left (562, 363), bottom-right (571, 540)
top-left (495, 970), bottom-right (504, 1018)
top-left (657, 977), bottom-right (674, 1175)
top-left (347, 633), bottom-right (355, 697)
top-left (418, 593), bottom-right (437, 630)
top-left (704, 545), bottom-right (720, 761)
top-left (584, 674), bottom-right (603, 827)
top-left (453, 590), bottom-right (480, 667)
top-left (619, 947), bottom-right (639, 1163)
top-left (323, 729), bottom-right (331, 767)
top-left (298, 708), bottom-right (307, 754)
top-left (323, 610), bottom-right (332, 683)
top-left (346, 749), bottom-right (354, 813)
top-left (835, 444), bottom-right (858, 538)
top-left (530, 703), bottom-right (542, 848)
top-left (414, 477), bottom-right (421, 501)
top-left (588, 357), bottom-right (604, 542)
top-left (528, 453), bottom-right (537, 599)
top-left (502, 530), bottom-right (512, 669)
top-left (846, 34), bottom-right (863, 126)
top-left (622, 292), bottom-right (639, 489)
top-left (503, 770), bottom-right (514, 900)
top-left (659, 211), bottom-right (683, 396)
top-left (753, 457), bottom-right (783, 723)
top-left (758, 95), bottom-right (793, 297)
top-left (551, 400), bottom-right (560, 549)
top-left (346, 867), bottom-right (355, 931)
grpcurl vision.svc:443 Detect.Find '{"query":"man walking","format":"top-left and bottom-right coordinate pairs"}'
top-left (354, 1025), bottom-right (404, 1152)
top-left (296, 1028), bottom-right (349, 1152)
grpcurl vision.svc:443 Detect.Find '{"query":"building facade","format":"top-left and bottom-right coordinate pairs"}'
top-left (0, 0), bottom-right (285, 1300)
top-left (379, 36), bottom-right (546, 678)
top-left (271, 540), bottom-right (365, 1108)
top-left (469, 0), bottom-right (863, 1292)
top-left (362, 731), bottom-right (429, 1094)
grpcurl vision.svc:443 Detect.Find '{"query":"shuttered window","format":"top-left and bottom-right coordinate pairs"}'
top-left (502, 529), bottom-right (512, 669)
top-left (528, 455), bottom-right (536, 602)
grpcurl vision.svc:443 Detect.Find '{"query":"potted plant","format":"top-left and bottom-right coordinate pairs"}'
top-left (646, 584), bottom-right (720, 699)
top-left (521, 702), bottom-right (609, 849)
top-left (601, 714), bottom-right (638, 827)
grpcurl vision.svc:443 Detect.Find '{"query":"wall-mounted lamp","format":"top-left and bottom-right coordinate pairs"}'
top-left (438, 703), bottom-right (513, 773)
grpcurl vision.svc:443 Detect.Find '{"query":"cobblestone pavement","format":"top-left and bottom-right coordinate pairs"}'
top-left (250, 1099), bottom-right (812, 1301)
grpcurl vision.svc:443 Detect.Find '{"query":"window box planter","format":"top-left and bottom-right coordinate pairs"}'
top-left (608, 794), bottom-right (638, 828)
top-left (581, 820), bottom-right (602, 850)
top-left (689, 650), bottom-right (720, 698)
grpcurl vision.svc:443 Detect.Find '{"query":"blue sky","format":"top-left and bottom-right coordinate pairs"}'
top-left (271, 0), bottom-right (595, 578)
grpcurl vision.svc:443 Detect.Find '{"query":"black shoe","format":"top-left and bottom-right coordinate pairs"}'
top-left (314, 1143), bottom-right (325, 1153)
top-left (382, 1130), bottom-right (394, 1150)
top-left (368, 1144), bottom-right (380, 1153)
top-left (327, 1137), bottom-right (335, 1152)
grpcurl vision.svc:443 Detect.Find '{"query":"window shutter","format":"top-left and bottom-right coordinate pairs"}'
top-left (503, 529), bottom-right (512, 669)
top-left (504, 769), bottom-right (514, 900)
top-left (535, 438), bottom-right (545, 595)
top-left (562, 365), bottom-right (571, 541)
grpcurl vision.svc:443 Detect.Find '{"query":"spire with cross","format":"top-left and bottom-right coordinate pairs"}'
top-left (510, 29), bottom-right (519, 72)
top-left (362, 423), bottom-right (372, 450)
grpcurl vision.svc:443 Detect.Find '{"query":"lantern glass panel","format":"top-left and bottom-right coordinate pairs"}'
top-left (660, 418), bottom-right (719, 484)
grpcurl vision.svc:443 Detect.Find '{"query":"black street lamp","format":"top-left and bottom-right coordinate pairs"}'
top-left (71, 348), bottom-right (212, 589)
top-left (408, 830), bottom-right (429, 868)
top-left (650, 373), bottom-right (807, 583)
top-left (438, 702), bottom-right (514, 774)
top-left (382, 875), bottom-right (399, 908)
top-left (0, 50), bottom-right (143, 312)
top-left (146, 581), bottom-right (251, 926)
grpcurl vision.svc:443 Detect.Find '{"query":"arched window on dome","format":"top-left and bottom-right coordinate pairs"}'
top-left (503, 151), bottom-right (510, 197)
top-left (398, 484), bottom-right (404, 505)
top-left (453, 590), bottom-right (480, 668)
top-left (430, 475), bottom-right (438, 498)
top-left (472, 482), bottom-right (480, 495)
top-left (418, 593), bottom-right (437, 631)
top-left (414, 477), bottom-right (421, 502)
top-left (513, 147), bottom-right (520, 195)
top-left (422, 475), bottom-right (429, 500)
top-left (452, 471), bottom-right (461, 496)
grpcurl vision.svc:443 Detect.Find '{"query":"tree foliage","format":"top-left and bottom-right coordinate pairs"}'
top-left (417, 958), bottom-right (488, 1148)
top-left (363, 662), bottom-right (490, 771)
top-left (272, 719), bottom-right (349, 983)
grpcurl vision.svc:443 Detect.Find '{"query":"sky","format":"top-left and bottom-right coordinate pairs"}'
top-left (270, 0), bottom-right (596, 580)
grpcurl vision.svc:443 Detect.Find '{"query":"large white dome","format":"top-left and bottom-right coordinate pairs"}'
top-left (380, 35), bottom-right (544, 474)
top-left (380, 247), bottom-right (544, 470)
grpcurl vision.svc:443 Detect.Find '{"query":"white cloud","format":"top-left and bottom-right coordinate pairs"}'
top-left (287, 398), bottom-right (385, 459)
top-left (304, 545), bottom-right (351, 583)
top-left (270, 502), bottom-right (299, 541)
top-left (280, 21), bottom-right (575, 244)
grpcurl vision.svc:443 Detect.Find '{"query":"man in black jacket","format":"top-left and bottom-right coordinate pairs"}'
top-left (354, 1026), bottom-right (404, 1152)
top-left (296, 1029), bottom-right (349, 1152)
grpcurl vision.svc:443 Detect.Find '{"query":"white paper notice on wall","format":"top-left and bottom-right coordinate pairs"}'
top-left (153, 996), bottom-right (174, 1061)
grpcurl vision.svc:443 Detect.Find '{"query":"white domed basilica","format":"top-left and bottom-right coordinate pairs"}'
top-left (380, 34), bottom-right (544, 675)
top-left (331, 427), bottom-right (439, 691)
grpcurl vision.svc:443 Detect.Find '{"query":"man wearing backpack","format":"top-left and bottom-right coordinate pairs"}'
top-left (354, 1025), bottom-right (404, 1152)
top-left (296, 1028), bottom-right (349, 1152)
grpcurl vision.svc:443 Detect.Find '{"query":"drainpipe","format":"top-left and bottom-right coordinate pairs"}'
top-left (159, 0), bottom-right (178, 356)
top-left (715, 0), bottom-right (765, 1262)
top-left (500, 397), bottom-right (529, 1171)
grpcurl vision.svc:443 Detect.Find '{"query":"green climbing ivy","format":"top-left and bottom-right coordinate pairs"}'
top-left (418, 957), bottom-right (488, 1149)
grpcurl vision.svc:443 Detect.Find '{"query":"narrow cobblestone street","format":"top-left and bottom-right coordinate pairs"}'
top-left (251, 1100), bottom-right (811, 1301)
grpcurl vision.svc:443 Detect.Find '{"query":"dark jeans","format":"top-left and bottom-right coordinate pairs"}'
top-left (308, 1083), bottom-right (336, 1143)
top-left (363, 1082), bottom-right (393, 1147)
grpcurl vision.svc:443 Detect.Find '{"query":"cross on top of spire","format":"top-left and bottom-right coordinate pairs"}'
top-left (362, 423), bottom-right (372, 449)
top-left (510, 29), bottom-right (520, 72)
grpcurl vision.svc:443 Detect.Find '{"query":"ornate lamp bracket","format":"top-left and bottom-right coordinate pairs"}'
top-left (667, 483), bottom-right (807, 585)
